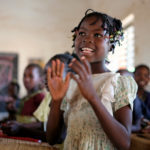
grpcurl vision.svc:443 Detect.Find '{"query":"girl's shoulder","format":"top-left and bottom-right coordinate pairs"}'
top-left (115, 74), bottom-right (137, 90)
top-left (113, 74), bottom-right (138, 111)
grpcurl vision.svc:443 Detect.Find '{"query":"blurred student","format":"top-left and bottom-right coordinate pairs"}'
top-left (17, 63), bottom-right (45, 122)
top-left (1, 63), bottom-right (45, 140)
top-left (132, 64), bottom-right (150, 132)
top-left (0, 80), bottom-right (20, 122)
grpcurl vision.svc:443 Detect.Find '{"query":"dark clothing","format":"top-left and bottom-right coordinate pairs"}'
top-left (18, 91), bottom-right (44, 116)
top-left (21, 92), bottom-right (44, 116)
top-left (133, 91), bottom-right (150, 124)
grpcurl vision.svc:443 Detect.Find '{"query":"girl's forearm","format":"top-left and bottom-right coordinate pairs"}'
top-left (19, 126), bottom-right (46, 142)
top-left (89, 95), bottom-right (131, 150)
top-left (22, 122), bottom-right (43, 130)
top-left (46, 100), bottom-right (63, 145)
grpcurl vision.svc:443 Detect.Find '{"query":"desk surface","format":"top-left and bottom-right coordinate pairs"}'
top-left (130, 133), bottom-right (150, 150)
top-left (0, 137), bottom-right (57, 150)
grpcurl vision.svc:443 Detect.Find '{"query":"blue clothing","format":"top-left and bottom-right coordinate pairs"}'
top-left (133, 91), bottom-right (150, 124)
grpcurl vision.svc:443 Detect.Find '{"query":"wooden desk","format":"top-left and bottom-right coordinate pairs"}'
top-left (130, 134), bottom-right (150, 150)
top-left (0, 137), bottom-right (57, 150)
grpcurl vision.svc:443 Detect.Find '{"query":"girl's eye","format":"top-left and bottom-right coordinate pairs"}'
top-left (94, 33), bottom-right (103, 38)
top-left (79, 32), bottom-right (86, 36)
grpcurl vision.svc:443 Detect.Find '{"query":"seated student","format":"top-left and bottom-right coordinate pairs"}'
top-left (1, 80), bottom-right (20, 122)
top-left (132, 64), bottom-right (150, 132)
top-left (1, 54), bottom-right (74, 143)
top-left (17, 63), bottom-right (45, 123)
top-left (1, 63), bottom-right (45, 140)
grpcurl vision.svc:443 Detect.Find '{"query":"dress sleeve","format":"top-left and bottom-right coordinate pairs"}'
top-left (114, 76), bottom-right (137, 112)
top-left (33, 93), bottom-right (51, 122)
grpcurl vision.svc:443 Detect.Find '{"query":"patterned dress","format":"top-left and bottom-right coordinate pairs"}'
top-left (61, 72), bottom-right (137, 150)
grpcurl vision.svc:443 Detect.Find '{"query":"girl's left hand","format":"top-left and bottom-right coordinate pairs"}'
top-left (69, 56), bottom-right (97, 102)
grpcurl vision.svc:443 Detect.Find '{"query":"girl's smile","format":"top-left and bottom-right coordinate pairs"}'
top-left (74, 16), bottom-right (110, 63)
top-left (80, 47), bottom-right (95, 55)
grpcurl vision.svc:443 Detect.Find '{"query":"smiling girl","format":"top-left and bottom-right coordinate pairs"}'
top-left (46, 9), bottom-right (137, 150)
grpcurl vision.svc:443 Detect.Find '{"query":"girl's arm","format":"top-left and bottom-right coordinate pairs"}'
top-left (2, 121), bottom-right (46, 141)
top-left (89, 96), bottom-right (132, 150)
top-left (69, 57), bottom-right (133, 150)
top-left (46, 59), bottom-right (70, 145)
top-left (46, 100), bottom-right (64, 145)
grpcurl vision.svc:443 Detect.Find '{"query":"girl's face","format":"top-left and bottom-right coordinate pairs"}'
top-left (74, 16), bottom-right (111, 63)
top-left (134, 67), bottom-right (150, 89)
top-left (23, 67), bottom-right (41, 92)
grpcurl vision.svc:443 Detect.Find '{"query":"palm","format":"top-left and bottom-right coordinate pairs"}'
top-left (48, 76), bottom-right (69, 101)
top-left (47, 59), bottom-right (70, 101)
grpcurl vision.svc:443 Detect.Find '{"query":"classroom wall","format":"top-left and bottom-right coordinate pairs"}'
top-left (0, 0), bottom-right (149, 96)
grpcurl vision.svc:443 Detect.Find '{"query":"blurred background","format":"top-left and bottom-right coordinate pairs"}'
top-left (0, 0), bottom-right (149, 97)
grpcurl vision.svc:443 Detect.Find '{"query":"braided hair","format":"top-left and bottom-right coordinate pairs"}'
top-left (72, 9), bottom-right (124, 53)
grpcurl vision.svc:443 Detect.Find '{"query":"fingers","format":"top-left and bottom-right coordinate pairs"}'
top-left (56, 59), bottom-right (65, 77)
top-left (69, 59), bottom-right (85, 80)
top-left (52, 60), bottom-right (56, 77)
top-left (69, 57), bottom-right (91, 80)
top-left (47, 67), bottom-right (52, 83)
top-left (70, 73), bottom-right (80, 84)
top-left (49, 59), bottom-right (65, 78)
top-left (81, 56), bottom-right (91, 74)
top-left (56, 59), bottom-right (61, 77)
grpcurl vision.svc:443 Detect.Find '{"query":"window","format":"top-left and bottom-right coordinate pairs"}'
top-left (107, 14), bottom-right (135, 72)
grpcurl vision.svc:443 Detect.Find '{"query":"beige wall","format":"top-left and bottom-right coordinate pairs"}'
top-left (0, 0), bottom-right (149, 96)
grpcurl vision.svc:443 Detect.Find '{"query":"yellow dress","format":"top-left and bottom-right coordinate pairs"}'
top-left (34, 92), bottom-right (51, 122)
top-left (61, 72), bottom-right (137, 150)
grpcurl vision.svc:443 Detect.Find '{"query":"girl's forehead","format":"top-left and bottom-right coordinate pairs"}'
top-left (80, 16), bottom-right (104, 30)
top-left (136, 67), bottom-right (149, 74)
top-left (25, 67), bottom-right (38, 74)
top-left (25, 67), bottom-right (34, 73)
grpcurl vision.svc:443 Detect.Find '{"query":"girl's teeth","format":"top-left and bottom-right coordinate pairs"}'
top-left (82, 48), bottom-right (94, 52)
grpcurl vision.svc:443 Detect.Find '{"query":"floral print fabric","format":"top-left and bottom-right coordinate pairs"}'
top-left (61, 72), bottom-right (137, 150)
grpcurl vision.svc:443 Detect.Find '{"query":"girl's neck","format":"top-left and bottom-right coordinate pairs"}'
top-left (90, 61), bottom-right (110, 74)
top-left (27, 87), bottom-right (40, 95)
top-left (137, 87), bottom-right (145, 97)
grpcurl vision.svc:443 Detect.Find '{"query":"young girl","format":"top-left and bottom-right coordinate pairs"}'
top-left (46, 9), bottom-right (137, 150)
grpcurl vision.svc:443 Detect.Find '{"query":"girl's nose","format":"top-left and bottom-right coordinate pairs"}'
top-left (83, 36), bottom-right (93, 43)
top-left (24, 77), bottom-right (30, 82)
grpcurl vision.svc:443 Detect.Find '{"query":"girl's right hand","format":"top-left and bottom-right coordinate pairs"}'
top-left (47, 59), bottom-right (70, 102)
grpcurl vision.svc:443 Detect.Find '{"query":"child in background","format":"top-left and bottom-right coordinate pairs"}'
top-left (1, 63), bottom-right (45, 138)
top-left (18, 63), bottom-right (45, 121)
top-left (46, 9), bottom-right (137, 150)
top-left (132, 64), bottom-right (150, 133)
top-left (5, 80), bottom-right (20, 121)
top-left (0, 80), bottom-right (20, 122)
